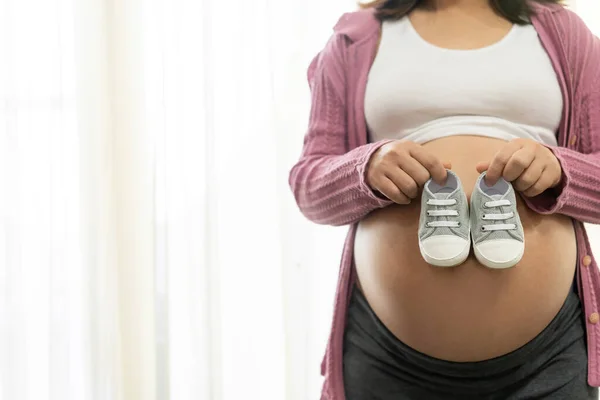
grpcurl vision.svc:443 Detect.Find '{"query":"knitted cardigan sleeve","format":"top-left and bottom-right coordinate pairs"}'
top-left (288, 34), bottom-right (393, 226)
top-left (524, 10), bottom-right (600, 224)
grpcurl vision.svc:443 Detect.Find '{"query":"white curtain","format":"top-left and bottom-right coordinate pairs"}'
top-left (0, 1), bottom-right (599, 400)
top-left (143, 1), bottom-right (359, 398)
top-left (0, 0), bottom-right (118, 399)
top-left (576, 0), bottom-right (600, 35)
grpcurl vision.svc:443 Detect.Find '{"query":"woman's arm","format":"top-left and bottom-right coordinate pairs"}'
top-left (521, 10), bottom-right (600, 223)
top-left (288, 34), bottom-right (394, 226)
top-left (524, 144), bottom-right (600, 224)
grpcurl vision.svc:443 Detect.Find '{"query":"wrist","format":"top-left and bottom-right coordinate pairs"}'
top-left (545, 147), bottom-right (563, 189)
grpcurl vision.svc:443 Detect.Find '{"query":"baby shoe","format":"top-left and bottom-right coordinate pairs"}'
top-left (419, 170), bottom-right (470, 267)
top-left (470, 172), bottom-right (525, 269)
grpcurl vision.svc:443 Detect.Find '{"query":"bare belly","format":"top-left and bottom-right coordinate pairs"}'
top-left (354, 136), bottom-right (577, 362)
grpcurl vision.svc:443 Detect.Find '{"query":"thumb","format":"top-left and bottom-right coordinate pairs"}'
top-left (476, 162), bottom-right (489, 174)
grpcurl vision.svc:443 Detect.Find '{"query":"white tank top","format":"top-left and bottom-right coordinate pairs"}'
top-left (364, 17), bottom-right (563, 146)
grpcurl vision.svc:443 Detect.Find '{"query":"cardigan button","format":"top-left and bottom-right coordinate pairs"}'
top-left (590, 313), bottom-right (599, 324)
top-left (583, 255), bottom-right (593, 267)
top-left (569, 135), bottom-right (577, 147)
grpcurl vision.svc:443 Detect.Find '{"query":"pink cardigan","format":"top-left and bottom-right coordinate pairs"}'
top-left (289, 3), bottom-right (600, 400)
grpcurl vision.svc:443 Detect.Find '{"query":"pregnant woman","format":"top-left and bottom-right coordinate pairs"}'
top-left (289, 0), bottom-right (600, 398)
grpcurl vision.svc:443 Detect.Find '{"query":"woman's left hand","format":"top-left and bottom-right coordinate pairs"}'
top-left (476, 138), bottom-right (563, 197)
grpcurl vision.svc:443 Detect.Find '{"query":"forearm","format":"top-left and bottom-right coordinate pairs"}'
top-left (523, 147), bottom-right (600, 224)
top-left (289, 141), bottom-right (393, 226)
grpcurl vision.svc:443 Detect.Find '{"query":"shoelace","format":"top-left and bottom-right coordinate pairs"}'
top-left (425, 199), bottom-right (459, 228)
top-left (481, 199), bottom-right (516, 231)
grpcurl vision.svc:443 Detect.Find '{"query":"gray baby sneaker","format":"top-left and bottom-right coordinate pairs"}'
top-left (419, 170), bottom-right (470, 267)
top-left (470, 172), bottom-right (525, 269)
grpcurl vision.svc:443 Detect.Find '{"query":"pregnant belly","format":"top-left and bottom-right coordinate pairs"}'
top-left (354, 135), bottom-right (577, 362)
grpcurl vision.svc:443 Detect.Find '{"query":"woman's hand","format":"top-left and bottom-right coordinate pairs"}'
top-left (366, 141), bottom-right (451, 204)
top-left (476, 138), bottom-right (563, 197)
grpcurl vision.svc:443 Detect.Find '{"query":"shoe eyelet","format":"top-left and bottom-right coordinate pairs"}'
top-left (481, 226), bottom-right (486, 231)
top-left (457, 222), bottom-right (461, 227)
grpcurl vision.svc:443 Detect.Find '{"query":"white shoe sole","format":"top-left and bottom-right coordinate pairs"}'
top-left (419, 235), bottom-right (471, 268)
top-left (473, 239), bottom-right (525, 269)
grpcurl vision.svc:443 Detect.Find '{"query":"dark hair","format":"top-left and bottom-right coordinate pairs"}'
top-left (360, 0), bottom-right (562, 24)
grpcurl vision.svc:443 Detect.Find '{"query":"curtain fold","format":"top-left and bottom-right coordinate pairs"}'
top-left (109, 0), bottom-right (157, 398)
top-left (74, 0), bottom-right (122, 397)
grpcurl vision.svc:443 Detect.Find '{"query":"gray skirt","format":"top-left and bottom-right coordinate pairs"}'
top-left (343, 283), bottom-right (597, 400)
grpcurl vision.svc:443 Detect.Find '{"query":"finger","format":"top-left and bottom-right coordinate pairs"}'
top-left (503, 148), bottom-right (535, 182)
top-left (513, 159), bottom-right (545, 192)
top-left (376, 176), bottom-right (411, 204)
top-left (408, 147), bottom-right (448, 185)
top-left (476, 162), bottom-right (489, 174)
top-left (397, 157), bottom-right (430, 187)
top-left (523, 169), bottom-right (555, 197)
top-left (486, 141), bottom-right (525, 185)
top-left (443, 161), bottom-right (452, 170)
top-left (386, 168), bottom-right (419, 199)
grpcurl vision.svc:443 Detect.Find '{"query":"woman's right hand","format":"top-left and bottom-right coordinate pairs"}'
top-left (366, 141), bottom-right (451, 204)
